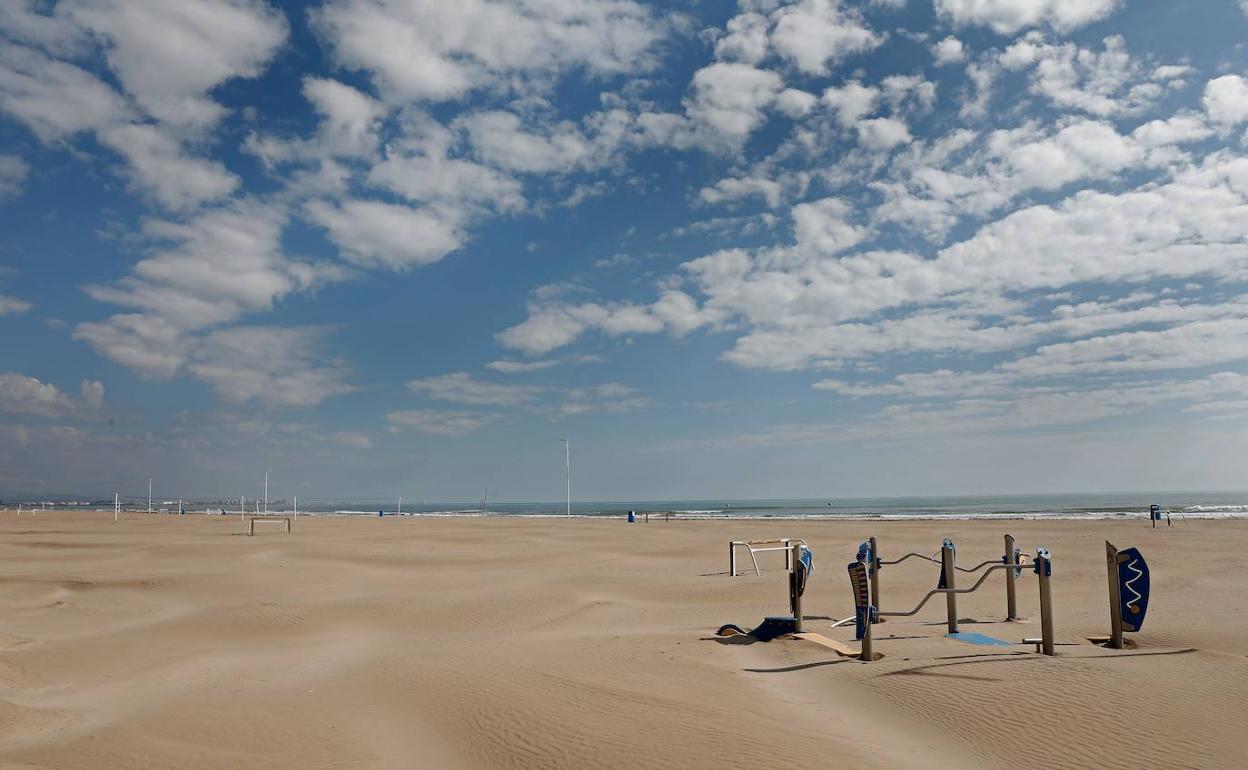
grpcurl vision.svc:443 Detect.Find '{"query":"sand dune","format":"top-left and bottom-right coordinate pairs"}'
top-left (0, 512), bottom-right (1245, 768)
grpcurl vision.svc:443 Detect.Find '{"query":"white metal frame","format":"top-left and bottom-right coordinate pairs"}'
top-left (248, 516), bottom-right (292, 535)
top-left (729, 538), bottom-right (807, 576)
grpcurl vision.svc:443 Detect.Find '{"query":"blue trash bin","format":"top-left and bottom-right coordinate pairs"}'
top-left (627, 511), bottom-right (636, 523)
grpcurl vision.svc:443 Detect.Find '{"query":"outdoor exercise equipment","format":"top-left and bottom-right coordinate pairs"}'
top-left (857, 535), bottom-right (1026, 624)
top-left (1102, 541), bottom-right (1150, 649)
top-left (849, 542), bottom-right (1055, 661)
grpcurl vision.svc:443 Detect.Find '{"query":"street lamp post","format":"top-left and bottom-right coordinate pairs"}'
top-left (560, 438), bottom-right (571, 516)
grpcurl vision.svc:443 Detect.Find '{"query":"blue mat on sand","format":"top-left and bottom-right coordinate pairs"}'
top-left (947, 631), bottom-right (1012, 646)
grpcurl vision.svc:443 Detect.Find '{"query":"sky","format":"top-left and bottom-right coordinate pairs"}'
top-left (3, 0), bottom-right (1248, 503)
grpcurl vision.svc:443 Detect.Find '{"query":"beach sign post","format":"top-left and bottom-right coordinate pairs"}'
top-left (1105, 541), bottom-right (1150, 649)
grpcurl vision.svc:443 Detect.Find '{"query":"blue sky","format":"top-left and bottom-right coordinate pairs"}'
top-left (3, 0), bottom-right (1248, 502)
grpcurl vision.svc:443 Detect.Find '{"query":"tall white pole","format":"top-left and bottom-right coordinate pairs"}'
top-left (264, 469), bottom-right (271, 515)
top-left (240, 496), bottom-right (245, 525)
top-left (561, 438), bottom-right (571, 516)
top-left (114, 492), bottom-right (119, 523)
top-left (148, 477), bottom-right (152, 514)
top-left (397, 496), bottom-right (402, 516)
top-left (294, 496), bottom-right (298, 520)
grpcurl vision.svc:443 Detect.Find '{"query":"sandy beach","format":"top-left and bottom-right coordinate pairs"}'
top-left (1, 511), bottom-right (1246, 769)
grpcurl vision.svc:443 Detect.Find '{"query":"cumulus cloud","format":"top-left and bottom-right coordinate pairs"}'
top-left (187, 326), bottom-right (355, 408)
top-left (935, 0), bottom-right (1123, 34)
top-left (457, 109), bottom-right (628, 174)
top-left (247, 77), bottom-right (385, 165)
top-left (685, 62), bottom-right (784, 147)
top-left (556, 382), bottom-right (648, 417)
top-left (1001, 34), bottom-right (1189, 117)
top-left (1203, 74), bottom-right (1248, 129)
top-left (61, 0), bottom-right (288, 130)
top-left (499, 146), bottom-right (1248, 374)
top-left (714, 12), bottom-right (769, 64)
top-left (932, 36), bottom-right (966, 65)
top-left (0, 154), bottom-right (30, 200)
top-left (100, 123), bottom-right (239, 210)
top-left (305, 198), bottom-right (462, 270)
top-left (498, 290), bottom-right (722, 356)
top-left (0, 2), bottom-right (285, 211)
top-left (386, 409), bottom-right (498, 436)
top-left (769, 0), bottom-right (883, 75)
top-left (822, 81), bottom-right (880, 127)
top-left (699, 175), bottom-right (785, 208)
top-left (0, 294), bottom-right (32, 315)
top-left (0, 42), bottom-right (131, 141)
top-left (0, 373), bottom-right (104, 417)
top-left (310, 0), bottom-right (675, 103)
top-left (75, 203), bottom-right (341, 382)
top-left (486, 359), bottom-right (563, 373)
top-left (406, 372), bottom-right (543, 406)
top-left (857, 117), bottom-right (912, 150)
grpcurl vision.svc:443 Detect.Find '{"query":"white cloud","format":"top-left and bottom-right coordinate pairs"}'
top-left (0, 28), bottom-right (260, 211)
top-left (684, 62), bottom-right (784, 147)
top-left (458, 110), bottom-right (609, 174)
top-left (821, 81), bottom-right (880, 127)
top-left (556, 382), bottom-right (648, 416)
top-left (368, 117), bottom-right (525, 215)
top-left (698, 175), bottom-right (784, 208)
top-left (187, 326), bottom-right (354, 408)
top-left (934, 0), bottom-right (1122, 34)
top-left (386, 409), bottom-right (498, 436)
top-left (1132, 113), bottom-right (1213, 148)
top-left (74, 313), bottom-right (190, 380)
top-left (498, 289), bottom-right (722, 356)
top-left (61, 0), bottom-right (288, 130)
top-left (775, 88), bottom-right (818, 118)
top-left (0, 294), bottom-right (32, 315)
top-left (856, 117), bottom-right (912, 150)
top-left (0, 42), bottom-right (131, 141)
top-left (770, 0), bottom-right (884, 75)
top-left (0, 373), bottom-right (104, 417)
top-left (331, 431), bottom-right (373, 449)
top-left (305, 198), bottom-right (462, 270)
top-left (0, 154), bottom-right (30, 200)
top-left (499, 147), bottom-right (1248, 373)
top-left (1002, 34), bottom-right (1186, 117)
top-left (714, 12), bottom-right (770, 64)
top-left (871, 118), bottom-right (1175, 239)
top-left (1203, 75), bottom-right (1248, 129)
top-left (301, 77), bottom-right (384, 158)
top-left (0, 2), bottom-right (89, 56)
top-left (75, 203), bottom-right (341, 381)
top-left (406, 372), bottom-right (543, 406)
top-left (932, 36), bottom-right (966, 65)
top-left (100, 123), bottom-right (239, 210)
top-left (881, 75), bottom-right (937, 113)
top-left (248, 77), bottom-right (385, 165)
top-left (310, 0), bottom-right (675, 103)
top-left (486, 359), bottom-right (562, 373)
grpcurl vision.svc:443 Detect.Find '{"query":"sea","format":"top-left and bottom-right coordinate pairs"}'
top-left (262, 491), bottom-right (1248, 520)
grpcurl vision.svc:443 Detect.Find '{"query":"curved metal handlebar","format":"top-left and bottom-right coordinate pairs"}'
top-left (877, 563), bottom-right (1026, 618)
top-left (879, 551), bottom-right (939, 566)
top-left (955, 558), bottom-right (1003, 573)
